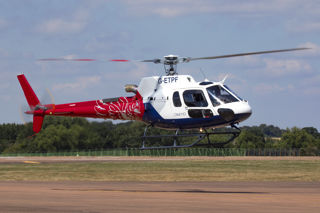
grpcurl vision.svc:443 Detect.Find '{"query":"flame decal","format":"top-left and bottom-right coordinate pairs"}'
top-left (94, 96), bottom-right (144, 120)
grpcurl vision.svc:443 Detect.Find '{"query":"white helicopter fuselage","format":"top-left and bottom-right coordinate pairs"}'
top-left (138, 75), bottom-right (252, 130)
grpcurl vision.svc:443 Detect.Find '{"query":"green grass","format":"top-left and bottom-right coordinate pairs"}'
top-left (0, 159), bottom-right (319, 182)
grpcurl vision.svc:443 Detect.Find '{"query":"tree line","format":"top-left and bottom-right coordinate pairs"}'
top-left (0, 117), bottom-right (319, 155)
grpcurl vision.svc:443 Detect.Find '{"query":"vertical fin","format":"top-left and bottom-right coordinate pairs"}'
top-left (17, 74), bottom-right (40, 108)
top-left (17, 74), bottom-right (44, 133)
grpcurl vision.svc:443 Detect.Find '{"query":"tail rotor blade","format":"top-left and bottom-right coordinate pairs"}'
top-left (19, 105), bottom-right (26, 125)
top-left (41, 88), bottom-right (55, 105)
top-left (39, 88), bottom-right (55, 111)
top-left (45, 88), bottom-right (55, 111)
top-left (110, 59), bottom-right (130, 62)
top-left (47, 88), bottom-right (55, 105)
top-left (19, 105), bottom-right (33, 125)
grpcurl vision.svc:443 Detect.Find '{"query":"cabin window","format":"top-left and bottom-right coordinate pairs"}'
top-left (183, 90), bottom-right (208, 107)
top-left (206, 85), bottom-right (238, 104)
top-left (188, 109), bottom-right (213, 118)
top-left (172, 91), bottom-right (182, 107)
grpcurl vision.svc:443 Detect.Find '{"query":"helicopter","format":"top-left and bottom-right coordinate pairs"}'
top-left (18, 47), bottom-right (308, 149)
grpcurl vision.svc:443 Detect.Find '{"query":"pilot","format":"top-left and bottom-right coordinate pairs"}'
top-left (213, 86), bottom-right (221, 98)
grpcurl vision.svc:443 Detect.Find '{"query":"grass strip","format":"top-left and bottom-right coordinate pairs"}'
top-left (0, 159), bottom-right (319, 182)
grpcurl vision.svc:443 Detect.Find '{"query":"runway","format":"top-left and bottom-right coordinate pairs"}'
top-left (0, 181), bottom-right (319, 213)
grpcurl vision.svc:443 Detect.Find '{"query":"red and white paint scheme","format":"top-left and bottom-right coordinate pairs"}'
top-left (17, 73), bottom-right (251, 133)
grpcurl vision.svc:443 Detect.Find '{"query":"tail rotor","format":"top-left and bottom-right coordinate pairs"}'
top-left (19, 88), bottom-right (55, 125)
top-left (19, 105), bottom-right (32, 125)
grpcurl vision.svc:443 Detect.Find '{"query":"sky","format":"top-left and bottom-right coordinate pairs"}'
top-left (0, 0), bottom-right (319, 130)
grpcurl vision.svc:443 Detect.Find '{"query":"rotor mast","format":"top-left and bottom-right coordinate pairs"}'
top-left (163, 55), bottom-right (179, 75)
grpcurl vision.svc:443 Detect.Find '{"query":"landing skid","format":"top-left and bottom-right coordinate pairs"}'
top-left (141, 124), bottom-right (241, 150)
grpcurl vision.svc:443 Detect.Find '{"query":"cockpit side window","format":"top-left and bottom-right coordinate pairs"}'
top-left (206, 85), bottom-right (238, 104)
top-left (206, 89), bottom-right (220, 107)
top-left (183, 90), bottom-right (208, 107)
top-left (172, 91), bottom-right (182, 107)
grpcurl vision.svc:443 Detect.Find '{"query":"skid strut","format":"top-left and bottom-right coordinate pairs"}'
top-left (141, 124), bottom-right (241, 150)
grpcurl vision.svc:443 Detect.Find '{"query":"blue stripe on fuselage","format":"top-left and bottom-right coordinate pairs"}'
top-left (142, 103), bottom-right (232, 129)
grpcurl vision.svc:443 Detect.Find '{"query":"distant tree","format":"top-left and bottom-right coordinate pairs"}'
top-left (88, 121), bottom-right (115, 149)
top-left (234, 127), bottom-right (265, 148)
top-left (258, 124), bottom-right (283, 137)
top-left (1, 118), bottom-right (319, 154)
top-left (0, 123), bottom-right (27, 153)
top-left (107, 121), bottom-right (145, 148)
top-left (241, 124), bottom-right (283, 137)
top-left (0, 139), bottom-right (10, 153)
top-left (280, 127), bottom-right (319, 155)
top-left (302, 127), bottom-right (320, 139)
top-left (42, 117), bottom-right (89, 129)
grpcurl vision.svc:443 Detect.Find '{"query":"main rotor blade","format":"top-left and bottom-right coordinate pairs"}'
top-left (110, 59), bottom-right (130, 62)
top-left (39, 58), bottom-right (133, 62)
top-left (38, 58), bottom-right (96, 61)
top-left (140, 59), bottom-right (156, 62)
top-left (39, 57), bottom-right (160, 63)
top-left (140, 59), bottom-right (162, 63)
top-left (189, 48), bottom-right (310, 61)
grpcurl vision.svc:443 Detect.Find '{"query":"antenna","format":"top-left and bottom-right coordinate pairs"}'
top-left (199, 68), bottom-right (208, 81)
top-left (220, 75), bottom-right (228, 84)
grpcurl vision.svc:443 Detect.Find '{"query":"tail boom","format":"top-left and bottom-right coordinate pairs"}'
top-left (18, 74), bottom-right (145, 133)
top-left (46, 96), bottom-right (145, 121)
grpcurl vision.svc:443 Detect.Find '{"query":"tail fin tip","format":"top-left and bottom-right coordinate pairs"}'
top-left (17, 74), bottom-right (40, 108)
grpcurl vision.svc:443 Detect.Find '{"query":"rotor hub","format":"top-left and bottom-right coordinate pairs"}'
top-left (163, 55), bottom-right (179, 75)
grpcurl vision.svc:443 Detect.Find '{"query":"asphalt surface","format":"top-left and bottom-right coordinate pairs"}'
top-left (0, 181), bottom-right (319, 213)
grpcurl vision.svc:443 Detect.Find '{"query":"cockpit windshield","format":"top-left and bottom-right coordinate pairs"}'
top-left (223, 85), bottom-right (243, 101)
top-left (206, 85), bottom-right (239, 105)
